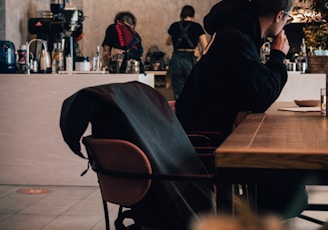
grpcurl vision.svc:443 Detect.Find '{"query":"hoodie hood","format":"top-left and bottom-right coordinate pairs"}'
top-left (204, 0), bottom-right (262, 47)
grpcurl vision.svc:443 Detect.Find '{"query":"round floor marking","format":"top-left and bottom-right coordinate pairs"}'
top-left (17, 188), bottom-right (51, 195)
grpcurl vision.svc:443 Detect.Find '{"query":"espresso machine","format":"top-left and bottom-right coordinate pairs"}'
top-left (28, 0), bottom-right (84, 71)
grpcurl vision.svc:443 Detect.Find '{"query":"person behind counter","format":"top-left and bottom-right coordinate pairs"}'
top-left (102, 11), bottom-right (144, 73)
top-left (166, 5), bottom-right (207, 99)
top-left (176, 0), bottom-right (308, 220)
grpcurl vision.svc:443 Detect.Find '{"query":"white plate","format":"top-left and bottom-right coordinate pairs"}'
top-left (278, 107), bottom-right (320, 112)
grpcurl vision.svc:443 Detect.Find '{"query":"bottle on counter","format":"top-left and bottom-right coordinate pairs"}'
top-left (92, 45), bottom-right (102, 71)
top-left (300, 38), bottom-right (307, 59)
top-left (31, 58), bottom-right (38, 73)
top-left (58, 43), bottom-right (64, 71)
top-left (17, 44), bottom-right (27, 73)
top-left (298, 38), bottom-right (308, 73)
top-left (51, 42), bottom-right (64, 73)
top-left (40, 48), bottom-right (51, 73)
top-left (52, 43), bottom-right (59, 73)
top-left (66, 54), bottom-right (73, 72)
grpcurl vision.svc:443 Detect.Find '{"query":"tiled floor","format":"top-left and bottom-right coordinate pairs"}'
top-left (0, 185), bottom-right (117, 230)
top-left (0, 184), bottom-right (327, 230)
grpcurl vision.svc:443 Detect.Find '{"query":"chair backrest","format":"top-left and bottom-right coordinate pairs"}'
top-left (186, 130), bottom-right (225, 147)
top-left (166, 100), bottom-right (224, 147)
top-left (83, 136), bottom-right (152, 206)
top-left (187, 133), bottom-right (212, 147)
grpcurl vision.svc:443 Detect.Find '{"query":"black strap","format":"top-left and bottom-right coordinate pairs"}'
top-left (174, 22), bottom-right (194, 51)
top-left (125, 25), bottom-right (141, 52)
top-left (119, 24), bottom-right (142, 72)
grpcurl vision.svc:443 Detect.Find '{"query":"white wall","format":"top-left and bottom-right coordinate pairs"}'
top-left (277, 72), bottom-right (326, 101)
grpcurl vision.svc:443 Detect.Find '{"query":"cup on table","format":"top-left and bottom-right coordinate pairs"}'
top-left (153, 62), bottom-right (160, 71)
top-left (320, 88), bottom-right (326, 116)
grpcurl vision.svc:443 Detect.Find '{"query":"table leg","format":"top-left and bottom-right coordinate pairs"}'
top-left (216, 183), bottom-right (234, 215)
top-left (216, 184), bottom-right (258, 215)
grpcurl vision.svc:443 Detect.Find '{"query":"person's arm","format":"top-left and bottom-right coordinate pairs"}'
top-left (102, 45), bottom-right (111, 68)
top-left (102, 24), bottom-right (116, 68)
top-left (270, 30), bottom-right (289, 55)
top-left (222, 31), bottom-right (287, 112)
top-left (198, 34), bottom-right (208, 52)
top-left (166, 34), bottom-right (173, 46)
top-left (193, 34), bottom-right (208, 60)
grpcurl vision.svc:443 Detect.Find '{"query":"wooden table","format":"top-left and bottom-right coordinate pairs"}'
top-left (215, 102), bottom-right (328, 213)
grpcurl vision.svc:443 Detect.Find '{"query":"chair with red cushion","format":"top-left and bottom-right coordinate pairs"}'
top-left (82, 136), bottom-right (217, 229)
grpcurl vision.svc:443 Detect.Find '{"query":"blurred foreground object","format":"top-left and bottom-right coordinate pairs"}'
top-left (190, 197), bottom-right (286, 230)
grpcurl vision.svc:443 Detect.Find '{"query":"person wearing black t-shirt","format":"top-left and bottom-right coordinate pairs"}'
top-left (102, 11), bottom-right (144, 73)
top-left (166, 5), bottom-right (207, 99)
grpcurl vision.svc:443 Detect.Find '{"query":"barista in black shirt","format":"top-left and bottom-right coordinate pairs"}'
top-left (102, 11), bottom-right (144, 73)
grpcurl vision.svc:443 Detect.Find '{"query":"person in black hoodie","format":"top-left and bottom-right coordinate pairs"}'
top-left (176, 0), bottom-right (308, 220)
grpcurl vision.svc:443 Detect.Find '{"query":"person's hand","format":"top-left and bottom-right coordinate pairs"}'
top-left (270, 30), bottom-right (290, 55)
top-left (102, 46), bottom-right (111, 67)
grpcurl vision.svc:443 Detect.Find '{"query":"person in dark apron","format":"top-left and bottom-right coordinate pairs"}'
top-left (166, 5), bottom-right (207, 99)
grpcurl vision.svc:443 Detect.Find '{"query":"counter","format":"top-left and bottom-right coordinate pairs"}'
top-left (0, 73), bottom-right (154, 186)
top-left (277, 72), bottom-right (326, 101)
top-left (0, 72), bottom-right (325, 186)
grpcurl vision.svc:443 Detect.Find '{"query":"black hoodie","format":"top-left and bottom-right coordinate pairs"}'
top-left (176, 0), bottom-right (288, 140)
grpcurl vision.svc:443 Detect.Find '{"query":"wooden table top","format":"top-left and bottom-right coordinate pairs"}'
top-left (215, 102), bottom-right (328, 170)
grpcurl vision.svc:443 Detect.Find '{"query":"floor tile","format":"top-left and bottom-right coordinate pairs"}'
top-left (0, 214), bottom-right (56, 230)
top-left (40, 215), bottom-right (103, 230)
top-left (63, 199), bottom-right (104, 216)
top-left (19, 198), bottom-right (80, 215)
top-left (0, 197), bottom-right (38, 213)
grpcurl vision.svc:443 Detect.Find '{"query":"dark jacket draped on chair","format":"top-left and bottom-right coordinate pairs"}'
top-left (59, 81), bottom-right (214, 229)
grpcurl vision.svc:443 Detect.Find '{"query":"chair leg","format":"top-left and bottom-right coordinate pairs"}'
top-left (297, 204), bottom-right (328, 225)
top-left (115, 206), bottom-right (127, 230)
top-left (115, 206), bottom-right (142, 230)
top-left (298, 214), bottom-right (325, 225)
top-left (306, 204), bottom-right (328, 211)
top-left (102, 199), bottom-right (110, 230)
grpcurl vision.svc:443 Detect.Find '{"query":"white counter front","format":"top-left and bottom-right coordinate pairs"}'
top-left (0, 73), bottom-right (154, 186)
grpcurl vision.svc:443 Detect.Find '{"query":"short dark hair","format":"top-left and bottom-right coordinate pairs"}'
top-left (252, 0), bottom-right (294, 16)
top-left (180, 5), bottom-right (195, 19)
top-left (115, 11), bottom-right (136, 26)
